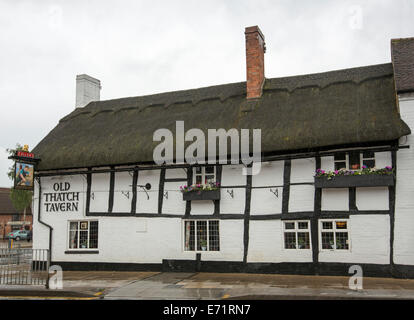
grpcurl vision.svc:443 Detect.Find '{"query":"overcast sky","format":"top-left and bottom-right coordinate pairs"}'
top-left (1, 0), bottom-right (413, 187)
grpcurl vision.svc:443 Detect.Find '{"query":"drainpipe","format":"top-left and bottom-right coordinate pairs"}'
top-left (35, 177), bottom-right (53, 289)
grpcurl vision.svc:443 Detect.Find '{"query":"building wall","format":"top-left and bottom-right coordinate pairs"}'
top-left (395, 94), bottom-right (414, 266)
top-left (32, 152), bottom-right (402, 274)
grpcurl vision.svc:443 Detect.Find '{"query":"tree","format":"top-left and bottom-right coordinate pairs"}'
top-left (6, 144), bottom-right (33, 223)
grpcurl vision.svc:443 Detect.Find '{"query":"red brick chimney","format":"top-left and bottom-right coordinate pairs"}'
top-left (245, 26), bottom-right (266, 99)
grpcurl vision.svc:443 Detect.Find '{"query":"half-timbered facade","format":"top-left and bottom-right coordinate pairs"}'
top-left (31, 28), bottom-right (414, 278)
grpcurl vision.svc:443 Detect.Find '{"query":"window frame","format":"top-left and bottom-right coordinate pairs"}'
top-left (193, 165), bottom-right (216, 186)
top-left (319, 219), bottom-right (351, 252)
top-left (334, 153), bottom-right (349, 171)
top-left (334, 151), bottom-right (377, 171)
top-left (282, 220), bottom-right (312, 250)
top-left (183, 219), bottom-right (220, 252)
top-left (360, 151), bottom-right (376, 169)
top-left (67, 220), bottom-right (99, 251)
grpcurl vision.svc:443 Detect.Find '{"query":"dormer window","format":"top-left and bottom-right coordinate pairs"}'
top-left (334, 151), bottom-right (376, 171)
top-left (334, 153), bottom-right (347, 170)
top-left (361, 151), bottom-right (375, 168)
top-left (194, 165), bottom-right (216, 185)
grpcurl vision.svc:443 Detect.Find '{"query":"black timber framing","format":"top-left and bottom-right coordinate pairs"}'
top-left (243, 164), bottom-right (252, 264)
top-left (158, 168), bottom-right (166, 214)
top-left (108, 166), bottom-right (115, 213)
top-left (185, 167), bottom-right (192, 217)
top-left (390, 148), bottom-right (397, 275)
top-left (85, 169), bottom-right (92, 216)
top-left (312, 156), bottom-right (321, 274)
top-left (213, 165), bottom-right (222, 216)
top-left (131, 169), bottom-right (138, 214)
top-left (281, 160), bottom-right (291, 215)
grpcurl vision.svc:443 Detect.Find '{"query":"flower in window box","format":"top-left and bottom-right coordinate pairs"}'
top-left (180, 182), bottom-right (220, 193)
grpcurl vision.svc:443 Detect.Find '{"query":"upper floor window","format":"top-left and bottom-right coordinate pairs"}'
top-left (334, 151), bottom-right (376, 170)
top-left (193, 165), bottom-right (216, 186)
top-left (361, 151), bottom-right (375, 168)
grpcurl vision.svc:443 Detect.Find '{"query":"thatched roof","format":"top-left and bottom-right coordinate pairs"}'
top-left (33, 63), bottom-right (410, 170)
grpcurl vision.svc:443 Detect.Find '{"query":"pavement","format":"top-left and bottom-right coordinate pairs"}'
top-left (2, 271), bottom-right (414, 300)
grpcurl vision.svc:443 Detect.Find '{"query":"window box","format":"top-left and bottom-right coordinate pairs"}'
top-left (315, 174), bottom-right (394, 188)
top-left (183, 189), bottom-right (220, 201)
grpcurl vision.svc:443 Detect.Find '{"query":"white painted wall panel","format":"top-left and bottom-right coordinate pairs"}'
top-left (288, 185), bottom-right (315, 212)
top-left (220, 188), bottom-right (245, 214)
top-left (165, 168), bottom-right (187, 179)
top-left (190, 201), bottom-right (214, 215)
top-left (290, 158), bottom-right (315, 183)
top-left (136, 170), bottom-right (160, 213)
top-left (250, 187), bottom-right (282, 214)
top-left (89, 173), bottom-right (110, 212)
top-left (321, 156), bottom-right (334, 172)
top-left (252, 161), bottom-right (284, 187)
top-left (162, 181), bottom-right (186, 215)
top-left (221, 165), bottom-right (246, 186)
top-left (356, 187), bottom-right (389, 211)
top-left (248, 220), bottom-right (313, 263)
top-left (321, 188), bottom-right (349, 211)
top-left (112, 172), bottom-right (133, 213)
top-left (375, 152), bottom-right (392, 168)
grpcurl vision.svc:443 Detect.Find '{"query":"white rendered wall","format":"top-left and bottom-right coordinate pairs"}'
top-left (251, 161), bottom-right (283, 214)
top-left (394, 95), bottom-right (414, 265)
top-left (136, 170), bottom-right (160, 213)
top-left (162, 181), bottom-right (186, 215)
top-left (321, 188), bottom-right (349, 211)
top-left (288, 185), bottom-right (314, 212)
top-left (318, 215), bottom-right (390, 264)
top-left (89, 172), bottom-right (110, 212)
top-left (113, 172), bottom-right (133, 213)
top-left (251, 161), bottom-right (284, 187)
top-left (290, 158), bottom-right (315, 183)
top-left (321, 156), bottom-right (334, 172)
top-left (356, 187), bottom-right (389, 211)
top-left (248, 220), bottom-right (313, 263)
top-left (375, 152), bottom-right (392, 168)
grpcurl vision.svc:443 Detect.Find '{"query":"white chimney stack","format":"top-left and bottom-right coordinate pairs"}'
top-left (75, 74), bottom-right (101, 108)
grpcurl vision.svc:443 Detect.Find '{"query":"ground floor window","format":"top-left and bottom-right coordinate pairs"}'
top-left (320, 220), bottom-right (349, 250)
top-left (184, 220), bottom-right (220, 251)
top-left (283, 220), bottom-right (311, 249)
top-left (68, 220), bottom-right (98, 249)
